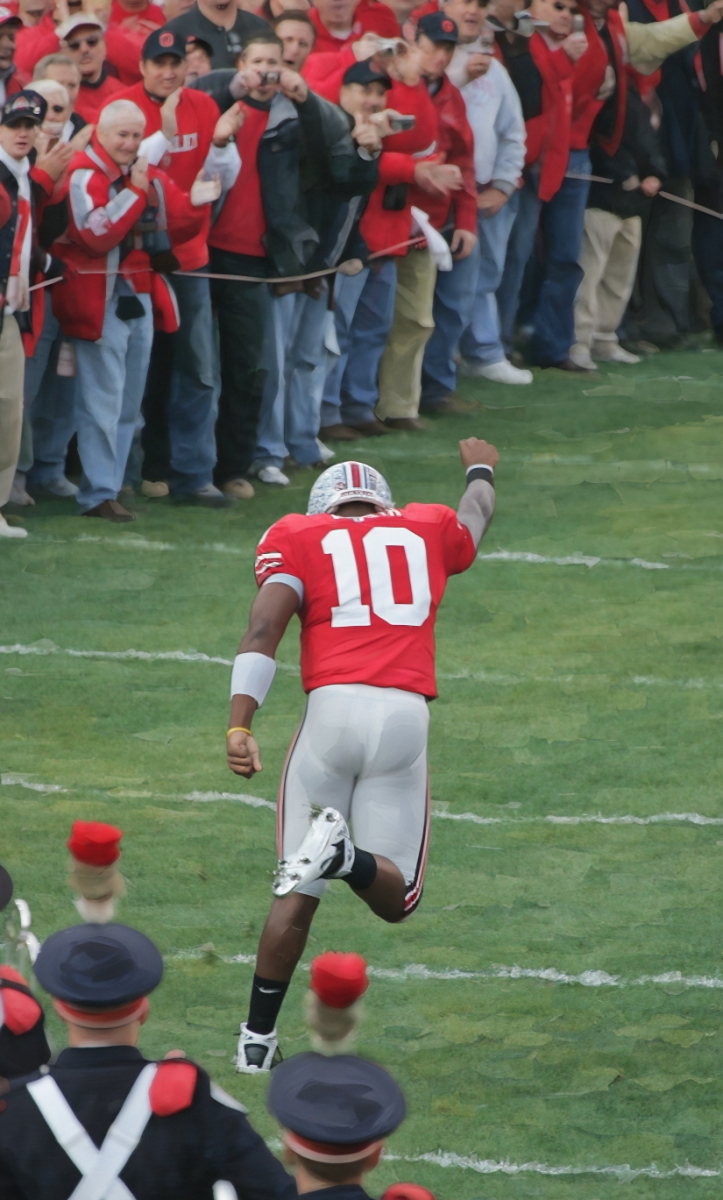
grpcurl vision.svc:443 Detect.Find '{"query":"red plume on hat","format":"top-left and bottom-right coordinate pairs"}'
top-left (67, 821), bottom-right (125, 923)
top-left (305, 951), bottom-right (368, 1054)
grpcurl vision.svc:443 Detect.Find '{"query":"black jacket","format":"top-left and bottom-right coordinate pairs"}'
top-left (588, 80), bottom-right (667, 218)
top-left (194, 79), bottom-right (378, 273)
top-left (0, 1046), bottom-right (298, 1200)
top-left (162, 4), bottom-right (268, 68)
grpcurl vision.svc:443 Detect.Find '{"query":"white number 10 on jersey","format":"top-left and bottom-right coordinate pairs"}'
top-left (322, 527), bottom-right (432, 628)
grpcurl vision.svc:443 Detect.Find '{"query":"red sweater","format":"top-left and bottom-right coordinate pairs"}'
top-left (306, 0), bottom-right (399, 56)
top-left (117, 82), bottom-right (220, 268)
top-left (14, 21), bottom-right (143, 84)
top-left (74, 69), bottom-right (125, 124)
top-left (208, 104), bottom-right (269, 258)
top-left (107, 0), bottom-right (166, 82)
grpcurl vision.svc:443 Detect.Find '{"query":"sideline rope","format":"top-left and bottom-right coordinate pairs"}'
top-left (565, 171), bottom-right (723, 220)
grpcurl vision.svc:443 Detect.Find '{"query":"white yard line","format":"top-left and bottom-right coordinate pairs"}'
top-left (383, 1151), bottom-right (720, 1180)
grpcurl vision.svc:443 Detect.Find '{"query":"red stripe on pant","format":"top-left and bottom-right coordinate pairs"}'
top-left (403, 773), bottom-right (431, 916)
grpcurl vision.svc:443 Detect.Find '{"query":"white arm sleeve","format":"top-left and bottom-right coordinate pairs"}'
top-left (139, 130), bottom-right (172, 166)
top-left (230, 652), bottom-right (277, 706)
top-left (202, 139), bottom-right (241, 191)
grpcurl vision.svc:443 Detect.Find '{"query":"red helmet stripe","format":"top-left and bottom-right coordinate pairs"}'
top-left (350, 462), bottom-right (361, 489)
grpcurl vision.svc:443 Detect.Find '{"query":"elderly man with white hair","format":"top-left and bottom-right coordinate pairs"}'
top-left (51, 97), bottom-right (215, 522)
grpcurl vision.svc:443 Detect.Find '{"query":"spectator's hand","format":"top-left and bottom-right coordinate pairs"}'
top-left (352, 30), bottom-right (385, 60)
top-left (35, 138), bottom-right (75, 181)
top-left (561, 31), bottom-right (587, 60)
top-left (160, 89), bottom-right (181, 142)
top-left (53, 0), bottom-right (69, 25)
top-left (279, 67), bottom-right (308, 103)
top-left (459, 436), bottom-right (499, 470)
top-left (6, 275), bottom-right (29, 313)
top-left (700, 0), bottom-right (723, 24)
top-left (235, 65), bottom-right (265, 92)
top-left (451, 228), bottom-right (478, 259)
top-left (596, 63), bottom-right (616, 100)
top-left (227, 729), bottom-right (262, 777)
top-left (465, 51), bottom-right (492, 81)
top-left (213, 101), bottom-right (245, 146)
top-left (191, 169), bottom-right (222, 205)
top-left (641, 174), bottom-right (662, 196)
top-left (130, 156), bottom-right (150, 193)
top-left (353, 120), bottom-right (383, 153)
top-left (413, 161), bottom-right (463, 196)
top-left (477, 186), bottom-right (509, 216)
top-left (69, 123), bottom-right (94, 152)
top-left (385, 41), bottom-right (423, 86)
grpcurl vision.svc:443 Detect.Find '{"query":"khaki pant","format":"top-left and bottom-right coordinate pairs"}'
top-left (573, 208), bottom-right (642, 352)
top-left (0, 316), bottom-right (25, 509)
top-left (376, 248), bottom-right (437, 420)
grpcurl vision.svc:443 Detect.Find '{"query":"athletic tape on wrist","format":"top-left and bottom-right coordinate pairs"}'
top-left (466, 464), bottom-right (494, 486)
top-left (231, 653), bottom-right (277, 706)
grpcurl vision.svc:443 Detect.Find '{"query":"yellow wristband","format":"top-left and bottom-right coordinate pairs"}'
top-left (227, 726), bottom-right (252, 738)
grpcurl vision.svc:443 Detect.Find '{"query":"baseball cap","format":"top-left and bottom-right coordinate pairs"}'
top-left (1, 89), bottom-right (47, 126)
top-left (142, 26), bottom-right (186, 60)
top-left (417, 12), bottom-right (458, 42)
top-left (0, 5), bottom-right (22, 28)
top-left (56, 11), bottom-right (104, 40)
top-left (341, 59), bottom-right (392, 88)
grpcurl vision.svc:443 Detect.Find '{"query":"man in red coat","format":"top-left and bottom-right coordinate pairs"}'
top-left (118, 27), bottom-right (243, 506)
top-left (51, 97), bottom-right (209, 522)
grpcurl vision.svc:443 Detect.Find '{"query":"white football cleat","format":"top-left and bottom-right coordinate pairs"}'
top-left (235, 1022), bottom-right (280, 1073)
top-left (273, 807), bottom-right (352, 897)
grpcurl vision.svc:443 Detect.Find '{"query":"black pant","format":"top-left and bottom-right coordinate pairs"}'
top-left (209, 247), bottom-right (272, 486)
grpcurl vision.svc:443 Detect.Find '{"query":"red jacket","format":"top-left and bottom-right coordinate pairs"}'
top-left (526, 32), bottom-right (574, 201)
top-left (74, 69), bottom-right (126, 124)
top-left (360, 78), bottom-right (440, 254)
top-left (51, 135), bottom-right (203, 339)
top-left (306, 0), bottom-right (399, 57)
top-left (107, 0), bottom-right (166, 83)
top-left (116, 82), bottom-right (220, 268)
top-left (410, 74), bottom-right (476, 232)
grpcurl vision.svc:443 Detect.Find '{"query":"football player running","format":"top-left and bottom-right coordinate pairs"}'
top-left (227, 436), bottom-right (498, 1072)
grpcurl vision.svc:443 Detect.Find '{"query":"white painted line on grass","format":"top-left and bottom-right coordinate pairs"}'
top-left (433, 808), bottom-right (723, 827)
top-left (383, 1152), bottom-right (719, 1180)
top-left (478, 550), bottom-right (670, 570)
top-left (165, 948), bottom-right (723, 992)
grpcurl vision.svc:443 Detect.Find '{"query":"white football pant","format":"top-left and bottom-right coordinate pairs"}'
top-left (277, 683), bottom-right (430, 914)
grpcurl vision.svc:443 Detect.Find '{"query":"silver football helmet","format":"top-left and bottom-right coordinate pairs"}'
top-left (307, 461), bottom-right (393, 515)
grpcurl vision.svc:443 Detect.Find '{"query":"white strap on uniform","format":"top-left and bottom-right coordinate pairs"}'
top-left (27, 1062), bottom-right (158, 1200)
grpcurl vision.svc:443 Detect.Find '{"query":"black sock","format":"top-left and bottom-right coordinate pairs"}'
top-left (342, 846), bottom-right (378, 891)
top-left (247, 973), bottom-right (289, 1035)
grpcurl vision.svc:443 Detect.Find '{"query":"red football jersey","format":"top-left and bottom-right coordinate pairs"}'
top-left (255, 504), bottom-right (475, 698)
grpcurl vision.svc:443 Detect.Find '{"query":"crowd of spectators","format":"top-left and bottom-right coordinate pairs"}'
top-left (2, 0), bottom-right (723, 535)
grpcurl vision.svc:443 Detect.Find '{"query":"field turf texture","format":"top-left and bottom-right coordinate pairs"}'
top-left (2, 350), bottom-right (723, 1199)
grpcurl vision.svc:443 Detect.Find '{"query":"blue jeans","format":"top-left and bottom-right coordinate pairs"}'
top-left (496, 181), bottom-right (541, 352)
top-left (527, 148), bottom-right (591, 365)
top-left (255, 286), bottom-right (329, 466)
top-left (321, 258), bottom-right (397, 428)
top-left (460, 191), bottom-right (521, 367)
top-left (73, 288), bottom-right (153, 511)
top-left (22, 293), bottom-right (76, 485)
top-left (422, 240), bottom-right (481, 404)
top-left (141, 272), bottom-right (218, 493)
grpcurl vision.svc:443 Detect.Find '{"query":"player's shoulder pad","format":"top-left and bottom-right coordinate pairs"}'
top-left (400, 502), bottom-right (456, 524)
top-left (149, 1059), bottom-right (200, 1117)
top-left (257, 511), bottom-right (310, 546)
top-left (0, 971), bottom-right (43, 1036)
top-left (210, 1082), bottom-right (249, 1114)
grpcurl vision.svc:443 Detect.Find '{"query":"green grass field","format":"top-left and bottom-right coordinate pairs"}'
top-left (2, 349), bottom-right (723, 1199)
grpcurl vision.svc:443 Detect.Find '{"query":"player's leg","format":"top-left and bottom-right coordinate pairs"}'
top-left (238, 694), bottom-right (359, 1071)
top-left (347, 688), bottom-right (430, 923)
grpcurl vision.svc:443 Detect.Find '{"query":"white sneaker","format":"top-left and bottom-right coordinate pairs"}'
top-left (44, 476), bottom-right (79, 498)
top-left (235, 1022), bottom-right (279, 1074)
top-left (592, 342), bottom-right (640, 364)
top-left (462, 359), bottom-right (533, 385)
top-left (569, 345), bottom-right (596, 371)
top-left (257, 466), bottom-right (289, 487)
top-left (273, 807), bottom-right (352, 897)
top-left (0, 514), bottom-right (27, 539)
top-left (315, 438), bottom-right (335, 463)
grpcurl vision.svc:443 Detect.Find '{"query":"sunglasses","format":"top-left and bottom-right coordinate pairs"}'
top-left (67, 34), bottom-right (100, 48)
top-left (46, 103), bottom-right (65, 113)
